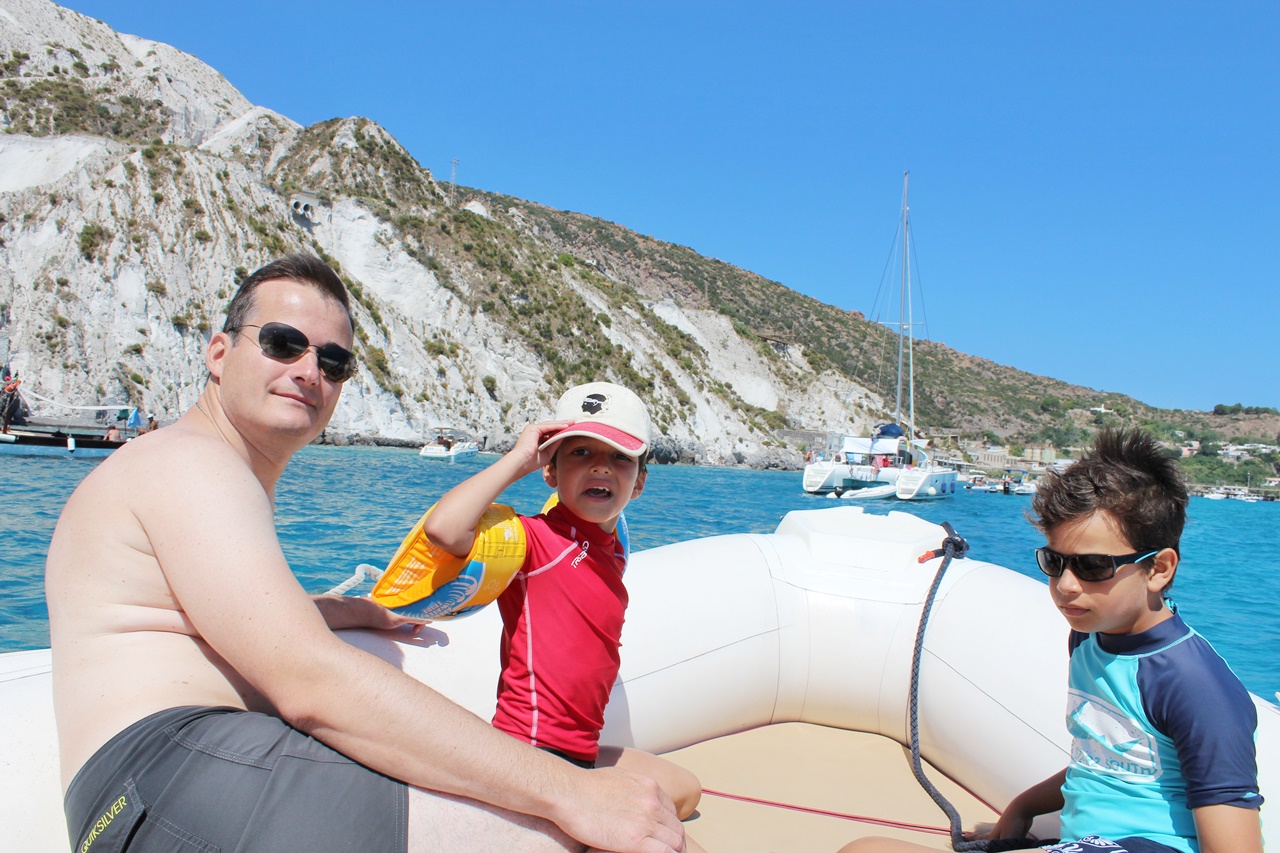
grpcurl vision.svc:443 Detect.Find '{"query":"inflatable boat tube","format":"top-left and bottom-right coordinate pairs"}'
top-left (3, 506), bottom-right (1276, 852)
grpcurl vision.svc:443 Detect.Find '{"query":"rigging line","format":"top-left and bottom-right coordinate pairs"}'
top-left (700, 788), bottom-right (951, 836)
top-left (867, 216), bottom-right (903, 327)
top-left (19, 388), bottom-right (133, 412)
top-left (849, 217), bottom-right (902, 393)
top-left (907, 220), bottom-right (931, 342)
top-left (866, 217), bottom-right (906, 395)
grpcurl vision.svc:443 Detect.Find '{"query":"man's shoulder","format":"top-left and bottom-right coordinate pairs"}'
top-left (78, 421), bottom-right (260, 510)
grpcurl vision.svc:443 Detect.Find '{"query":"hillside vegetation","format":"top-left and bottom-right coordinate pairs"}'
top-left (0, 2), bottom-right (1275, 477)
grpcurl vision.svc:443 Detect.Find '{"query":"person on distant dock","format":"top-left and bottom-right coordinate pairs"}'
top-left (837, 428), bottom-right (1263, 853)
top-left (45, 255), bottom-right (686, 853)
top-left (424, 382), bottom-right (705, 848)
top-left (1, 371), bottom-right (20, 433)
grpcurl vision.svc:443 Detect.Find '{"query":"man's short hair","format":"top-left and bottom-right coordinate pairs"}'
top-left (223, 254), bottom-right (354, 334)
top-left (1031, 427), bottom-right (1187, 555)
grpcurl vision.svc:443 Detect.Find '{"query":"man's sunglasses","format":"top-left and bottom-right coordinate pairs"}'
top-left (1034, 547), bottom-right (1160, 583)
top-left (231, 322), bottom-right (357, 383)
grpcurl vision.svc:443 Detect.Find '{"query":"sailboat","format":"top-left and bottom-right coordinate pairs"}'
top-left (885, 172), bottom-right (958, 500)
top-left (801, 173), bottom-right (958, 500)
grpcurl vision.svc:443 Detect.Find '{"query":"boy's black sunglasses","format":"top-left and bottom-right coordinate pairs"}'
top-left (231, 322), bottom-right (357, 383)
top-left (1034, 547), bottom-right (1161, 583)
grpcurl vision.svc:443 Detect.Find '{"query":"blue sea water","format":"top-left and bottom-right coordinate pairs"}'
top-left (3, 447), bottom-right (1277, 699)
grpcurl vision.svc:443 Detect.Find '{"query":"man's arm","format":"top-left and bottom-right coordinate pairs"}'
top-left (422, 420), bottom-right (567, 556)
top-left (1192, 804), bottom-right (1262, 853)
top-left (144, 437), bottom-right (683, 852)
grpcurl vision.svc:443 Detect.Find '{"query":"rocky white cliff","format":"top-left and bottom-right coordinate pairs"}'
top-left (0, 0), bottom-right (891, 466)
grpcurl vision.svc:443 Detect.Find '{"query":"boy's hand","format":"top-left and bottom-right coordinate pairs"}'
top-left (422, 419), bottom-right (571, 557)
top-left (987, 809), bottom-right (1034, 841)
top-left (510, 420), bottom-right (572, 476)
top-left (973, 768), bottom-right (1065, 842)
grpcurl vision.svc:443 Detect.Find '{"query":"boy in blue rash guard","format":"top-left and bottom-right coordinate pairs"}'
top-left (838, 428), bottom-right (1262, 853)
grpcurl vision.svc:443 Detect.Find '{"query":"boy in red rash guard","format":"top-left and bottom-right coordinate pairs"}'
top-left (424, 383), bottom-right (704, 840)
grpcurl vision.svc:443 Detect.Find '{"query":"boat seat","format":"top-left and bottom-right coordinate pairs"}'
top-left (664, 722), bottom-right (998, 851)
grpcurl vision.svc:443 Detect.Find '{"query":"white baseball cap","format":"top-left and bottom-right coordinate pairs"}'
top-left (539, 382), bottom-right (651, 456)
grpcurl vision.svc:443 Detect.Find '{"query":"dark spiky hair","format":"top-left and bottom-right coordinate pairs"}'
top-left (1030, 428), bottom-right (1187, 556)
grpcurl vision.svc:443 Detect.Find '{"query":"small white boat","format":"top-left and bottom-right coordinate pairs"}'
top-left (835, 483), bottom-right (898, 500)
top-left (418, 427), bottom-right (480, 461)
top-left (1202, 489), bottom-right (1228, 501)
top-left (5, 507), bottom-right (1277, 851)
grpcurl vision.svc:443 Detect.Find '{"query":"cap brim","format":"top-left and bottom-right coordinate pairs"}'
top-left (538, 423), bottom-right (647, 455)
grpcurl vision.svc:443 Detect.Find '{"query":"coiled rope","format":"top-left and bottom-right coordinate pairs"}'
top-left (908, 523), bottom-right (1043, 852)
top-left (326, 563), bottom-right (382, 596)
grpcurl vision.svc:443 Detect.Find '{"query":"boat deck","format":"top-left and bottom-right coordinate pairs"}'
top-left (664, 723), bottom-right (998, 852)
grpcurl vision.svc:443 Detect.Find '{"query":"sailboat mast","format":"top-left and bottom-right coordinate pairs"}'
top-left (906, 175), bottom-right (915, 436)
top-left (894, 171), bottom-right (908, 422)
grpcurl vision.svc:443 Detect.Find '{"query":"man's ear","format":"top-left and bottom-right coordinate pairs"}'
top-left (542, 462), bottom-right (558, 489)
top-left (206, 331), bottom-right (232, 380)
top-left (631, 467), bottom-right (647, 499)
top-left (1147, 548), bottom-right (1179, 594)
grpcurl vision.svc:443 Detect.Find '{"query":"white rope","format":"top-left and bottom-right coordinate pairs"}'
top-left (326, 563), bottom-right (383, 596)
top-left (19, 387), bottom-right (134, 412)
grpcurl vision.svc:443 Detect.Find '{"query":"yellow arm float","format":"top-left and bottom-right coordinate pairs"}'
top-left (370, 502), bottom-right (526, 620)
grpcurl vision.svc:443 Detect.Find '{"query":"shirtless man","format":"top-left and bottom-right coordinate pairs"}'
top-left (46, 254), bottom-right (685, 853)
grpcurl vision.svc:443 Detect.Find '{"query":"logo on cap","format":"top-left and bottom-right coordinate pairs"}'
top-left (581, 393), bottom-right (607, 415)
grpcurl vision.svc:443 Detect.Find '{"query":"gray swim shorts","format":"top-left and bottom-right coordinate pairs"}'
top-left (64, 706), bottom-right (408, 853)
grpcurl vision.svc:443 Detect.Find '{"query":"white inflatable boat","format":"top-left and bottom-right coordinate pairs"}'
top-left (4, 507), bottom-right (1277, 851)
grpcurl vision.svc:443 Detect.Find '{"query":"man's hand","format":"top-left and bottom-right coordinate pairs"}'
top-left (313, 594), bottom-right (429, 633)
top-left (555, 766), bottom-right (686, 853)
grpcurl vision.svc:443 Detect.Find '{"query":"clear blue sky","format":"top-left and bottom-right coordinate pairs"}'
top-left (57, 1), bottom-right (1280, 412)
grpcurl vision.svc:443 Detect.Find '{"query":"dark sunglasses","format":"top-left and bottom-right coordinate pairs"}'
top-left (232, 322), bottom-right (357, 382)
top-left (1034, 547), bottom-right (1160, 583)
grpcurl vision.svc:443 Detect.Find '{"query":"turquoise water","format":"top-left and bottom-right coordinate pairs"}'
top-left (4, 447), bottom-right (1277, 698)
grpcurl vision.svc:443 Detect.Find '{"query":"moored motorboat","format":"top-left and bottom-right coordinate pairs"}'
top-left (3, 507), bottom-right (1276, 851)
top-left (0, 426), bottom-right (126, 458)
top-left (419, 427), bottom-right (481, 461)
top-left (0, 383), bottom-right (136, 457)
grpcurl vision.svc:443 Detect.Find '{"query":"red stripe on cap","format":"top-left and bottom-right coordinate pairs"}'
top-left (540, 422), bottom-right (646, 454)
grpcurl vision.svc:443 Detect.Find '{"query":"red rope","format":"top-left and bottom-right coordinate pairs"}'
top-left (700, 788), bottom-right (951, 836)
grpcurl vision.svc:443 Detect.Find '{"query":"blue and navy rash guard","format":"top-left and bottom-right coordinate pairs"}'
top-left (1059, 613), bottom-right (1262, 853)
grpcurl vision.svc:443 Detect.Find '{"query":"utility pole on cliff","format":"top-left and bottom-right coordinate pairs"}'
top-left (449, 158), bottom-right (459, 207)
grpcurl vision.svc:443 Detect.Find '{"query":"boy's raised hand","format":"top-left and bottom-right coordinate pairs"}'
top-left (422, 419), bottom-right (572, 557)
top-left (509, 420), bottom-right (572, 477)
